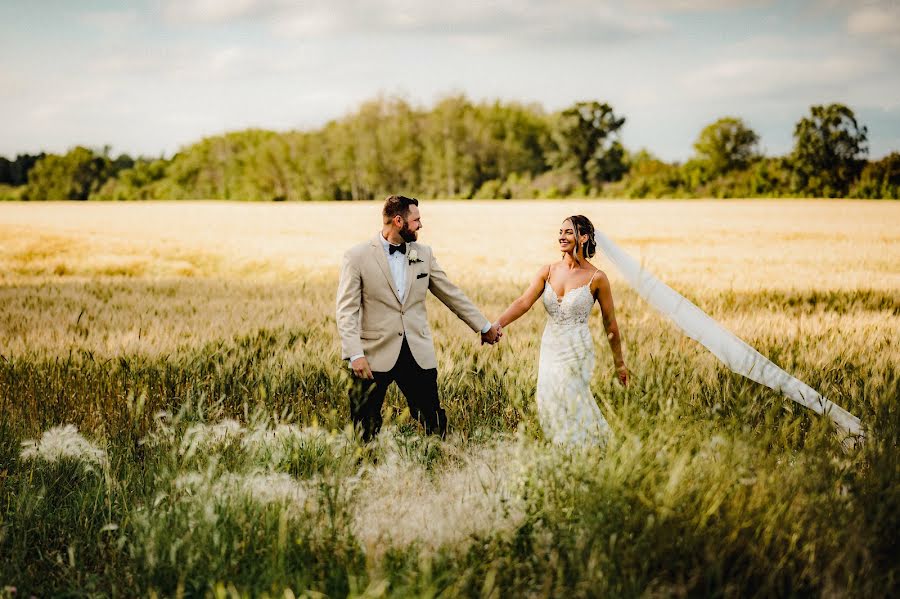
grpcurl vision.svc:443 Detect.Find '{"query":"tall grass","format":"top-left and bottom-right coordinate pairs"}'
top-left (0, 201), bottom-right (897, 596)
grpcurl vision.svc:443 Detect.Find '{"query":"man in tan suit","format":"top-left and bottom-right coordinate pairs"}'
top-left (336, 195), bottom-right (502, 440)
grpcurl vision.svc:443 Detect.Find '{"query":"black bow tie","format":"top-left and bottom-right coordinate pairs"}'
top-left (389, 243), bottom-right (407, 255)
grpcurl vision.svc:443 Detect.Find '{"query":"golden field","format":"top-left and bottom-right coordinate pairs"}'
top-left (2, 199), bottom-right (898, 288)
top-left (2, 199), bottom-right (897, 359)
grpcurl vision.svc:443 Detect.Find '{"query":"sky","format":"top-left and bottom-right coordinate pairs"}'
top-left (1, 0), bottom-right (898, 162)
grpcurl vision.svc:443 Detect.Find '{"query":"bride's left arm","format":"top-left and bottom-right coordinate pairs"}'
top-left (593, 272), bottom-right (628, 382)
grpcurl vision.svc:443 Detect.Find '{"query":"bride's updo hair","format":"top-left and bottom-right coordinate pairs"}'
top-left (566, 215), bottom-right (597, 259)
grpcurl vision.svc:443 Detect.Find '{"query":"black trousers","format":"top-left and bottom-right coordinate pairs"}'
top-left (349, 337), bottom-right (446, 442)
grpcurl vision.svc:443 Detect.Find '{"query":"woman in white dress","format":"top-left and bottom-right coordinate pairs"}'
top-left (494, 215), bottom-right (628, 446)
top-left (493, 216), bottom-right (862, 445)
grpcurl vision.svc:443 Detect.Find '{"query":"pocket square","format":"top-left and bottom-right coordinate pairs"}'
top-left (416, 273), bottom-right (428, 279)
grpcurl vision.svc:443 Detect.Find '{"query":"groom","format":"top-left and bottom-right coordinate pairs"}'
top-left (336, 195), bottom-right (501, 441)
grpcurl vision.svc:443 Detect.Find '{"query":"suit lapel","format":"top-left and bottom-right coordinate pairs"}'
top-left (401, 242), bottom-right (416, 307)
top-left (371, 235), bottom-right (402, 304)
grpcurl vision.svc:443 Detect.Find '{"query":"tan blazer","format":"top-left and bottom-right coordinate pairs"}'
top-left (336, 235), bottom-right (487, 371)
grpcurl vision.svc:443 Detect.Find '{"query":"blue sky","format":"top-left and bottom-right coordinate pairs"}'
top-left (2, 0), bottom-right (898, 161)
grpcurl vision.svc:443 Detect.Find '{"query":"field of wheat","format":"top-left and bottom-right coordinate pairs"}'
top-left (1, 200), bottom-right (898, 598)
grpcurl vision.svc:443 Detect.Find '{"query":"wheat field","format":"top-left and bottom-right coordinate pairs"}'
top-left (1, 200), bottom-right (898, 598)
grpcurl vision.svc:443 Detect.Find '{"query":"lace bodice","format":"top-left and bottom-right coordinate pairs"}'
top-left (541, 281), bottom-right (594, 327)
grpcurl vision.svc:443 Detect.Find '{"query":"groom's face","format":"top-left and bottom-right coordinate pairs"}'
top-left (399, 205), bottom-right (422, 242)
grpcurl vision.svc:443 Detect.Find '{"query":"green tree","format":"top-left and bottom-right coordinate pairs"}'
top-left (159, 129), bottom-right (281, 200)
top-left (850, 152), bottom-right (900, 199)
top-left (339, 96), bottom-right (423, 200)
top-left (549, 101), bottom-right (627, 191)
top-left (0, 153), bottom-right (44, 186)
top-left (420, 95), bottom-right (479, 198)
top-left (790, 103), bottom-right (868, 197)
top-left (609, 150), bottom-right (688, 198)
top-left (24, 147), bottom-right (114, 201)
top-left (0, 157), bottom-right (9, 184)
top-left (473, 100), bottom-right (550, 193)
top-left (693, 117), bottom-right (759, 177)
top-left (92, 158), bottom-right (168, 201)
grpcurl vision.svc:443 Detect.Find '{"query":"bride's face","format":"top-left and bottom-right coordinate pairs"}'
top-left (558, 220), bottom-right (583, 254)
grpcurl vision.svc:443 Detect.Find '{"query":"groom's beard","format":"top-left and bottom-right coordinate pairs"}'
top-left (399, 222), bottom-right (417, 242)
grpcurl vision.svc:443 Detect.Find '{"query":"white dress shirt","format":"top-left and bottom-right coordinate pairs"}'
top-left (348, 233), bottom-right (491, 364)
top-left (380, 234), bottom-right (408, 302)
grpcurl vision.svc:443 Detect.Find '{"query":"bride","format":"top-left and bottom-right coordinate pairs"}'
top-left (494, 215), bottom-right (625, 446)
top-left (493, 214), bottom-right (862, 448)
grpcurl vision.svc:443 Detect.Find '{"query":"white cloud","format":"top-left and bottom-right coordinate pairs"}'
top-left (675, 28), bottom-right (898, 112)
top-left (29, 86), bottom-right (113, 121)
top-left (847, 2), bottom-right (900, 39)
top-left (270, 7), bottom-right (342, 37)
top-left (683, 55), bottom-right (873, 100)
top-left (85, 40), bottom-right (314, 84)
top-left (210, 46), bottom-right (246, 73)
top-left (161, 0), bottom-right (670, 42)
top-left (161, 0), bottom-right (272, 24)
top-left (0, 67), bottom-right (21, 95)
top-left (636, 0), bottom-right (771, 11)
top-left (79, 9), bottom-right (140, 32)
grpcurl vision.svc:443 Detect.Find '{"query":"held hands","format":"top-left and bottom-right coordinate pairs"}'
top-left (481, 322), bottom-right (503, 345)
top-left (354, 324), bottom-right (505, 375)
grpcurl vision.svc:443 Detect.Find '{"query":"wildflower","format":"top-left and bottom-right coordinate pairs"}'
top-left (20, 425), bottom-right (108, 469)
top-left (173, 470), bottom-right (318, 513)
top-left (353, 438), bottom-right (527, 556)
top-left (179, 419), bottom-right (245, 458)
top-left (242, 423), bottom-right (352, 465)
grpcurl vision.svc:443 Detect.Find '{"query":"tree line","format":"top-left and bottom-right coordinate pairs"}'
top-left (2, 96), bottom-right (898, 201)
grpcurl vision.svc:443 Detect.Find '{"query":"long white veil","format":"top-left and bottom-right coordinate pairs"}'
top-left (595, 230), bottom-right (863, 440)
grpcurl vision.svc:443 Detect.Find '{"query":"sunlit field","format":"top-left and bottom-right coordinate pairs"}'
top-left (1, 200), bottom-right (898, 597)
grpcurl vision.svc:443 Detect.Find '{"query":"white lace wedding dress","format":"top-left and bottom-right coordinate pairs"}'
top-left (535, 274), bottom-right (611, 447)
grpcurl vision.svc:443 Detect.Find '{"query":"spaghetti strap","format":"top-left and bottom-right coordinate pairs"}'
top-left (588, 269), bottom-right (600, 286)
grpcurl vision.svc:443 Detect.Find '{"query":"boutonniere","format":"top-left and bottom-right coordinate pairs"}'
top-left (408, 249), bottom-right (422, 264)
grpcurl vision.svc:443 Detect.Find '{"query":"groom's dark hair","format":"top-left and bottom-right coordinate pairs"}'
top-left (383, 195), bottom-right (419, 223)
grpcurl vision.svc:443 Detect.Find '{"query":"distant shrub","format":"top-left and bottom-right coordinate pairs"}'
top-left (92, 159), bottom-right (169, 201)
top-left (849, 152), bottom-right (900, 199)
top-left (473, 178), bottom-right (505, 199)
top-left (0, 184), bottom-right (24, 201)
